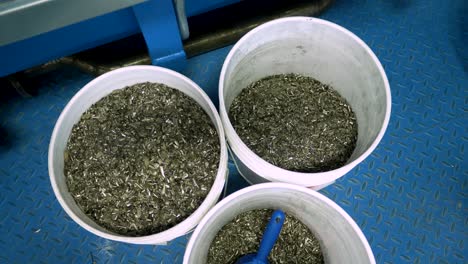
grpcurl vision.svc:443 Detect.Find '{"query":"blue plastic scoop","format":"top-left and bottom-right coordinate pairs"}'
top-left (236, 210), bottom-right (286, 264)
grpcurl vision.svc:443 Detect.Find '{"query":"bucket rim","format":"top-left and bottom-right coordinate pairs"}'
top-left (184, 182), bottom-right (376, 264)
top-left (48, 65), bottom-right (229, 244)
top-left (218, 16), bottom-right (391, 187)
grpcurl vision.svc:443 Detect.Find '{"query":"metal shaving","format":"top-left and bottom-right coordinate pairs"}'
top-left (64, 82), bottom-right (220, 236)
top-left (207, 209), bottom-right (324, 264)
top-left (229, 73), bottom-right (357, 172)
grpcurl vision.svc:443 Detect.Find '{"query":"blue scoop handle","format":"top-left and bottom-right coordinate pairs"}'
top-left (256, 210), bottom-right (286, 262)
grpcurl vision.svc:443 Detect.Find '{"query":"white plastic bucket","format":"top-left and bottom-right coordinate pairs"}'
top-left (48, 65), bottom-right (228, 244)
top-left (219, 17), bottom-right (391, 189)
top-left (184, 183), bottom-right (375, 263)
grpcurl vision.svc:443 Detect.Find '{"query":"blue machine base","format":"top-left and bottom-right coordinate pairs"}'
top-left (0, 0), bottom-right (467, 263)
top-left (0, 0), bottom-right (242, 78)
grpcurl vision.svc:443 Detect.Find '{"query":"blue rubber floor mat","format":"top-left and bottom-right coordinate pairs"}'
top-left (0, 0), bottom-right (466, 263)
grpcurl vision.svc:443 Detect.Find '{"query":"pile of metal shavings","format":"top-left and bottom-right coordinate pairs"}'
top-left (207, 209), bottom-right (324, 264)
top-left (229, 73), bottom-right (358, 173)
top-left (64, 82), bottom-right (220, 236)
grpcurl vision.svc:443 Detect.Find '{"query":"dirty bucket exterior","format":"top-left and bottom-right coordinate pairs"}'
top-left (219, 17), bottom-right (391, 189)
top-left (48, 65), bottom-right (228, 244)
top-left (184, 183), bottom-right (375, 264)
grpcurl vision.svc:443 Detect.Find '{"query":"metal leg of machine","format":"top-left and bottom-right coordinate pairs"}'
top-left (132, 0), bottom-right (187, 70)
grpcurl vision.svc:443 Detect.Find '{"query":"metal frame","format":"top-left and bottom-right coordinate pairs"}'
top-left (0, 0), bottom-right (241, 77)
top-left (132, 0), bottom-right (186, 70)
top-left (0, 0), bottom-right (147, 46)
